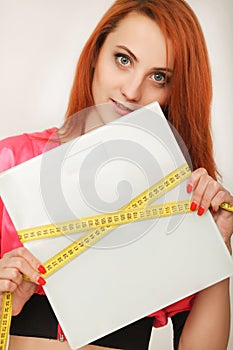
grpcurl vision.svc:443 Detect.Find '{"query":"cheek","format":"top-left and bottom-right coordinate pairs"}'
top-left (156, 90), bottom-right (169, 107)
top-left (92, 67), bottom-right (107, 103)
top-left (143, 86), bottom-right (170, 107)
top-left (92, 62), bottom-right (113, 95)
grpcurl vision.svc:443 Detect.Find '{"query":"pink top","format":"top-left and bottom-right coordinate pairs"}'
top-left (0, 128), bottom-right (194, 337)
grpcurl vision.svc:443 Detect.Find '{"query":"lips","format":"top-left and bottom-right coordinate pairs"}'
top-left (115, 101), bottom-right (132, 111)
top-left (111, 99), bottom-right (137, 116)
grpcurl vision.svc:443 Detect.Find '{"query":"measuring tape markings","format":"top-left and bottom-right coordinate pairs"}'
top-left (220, 202), bottom-right (233, 213)
top-left (37, 163), bottom-right (192, 279)
top-left (1, 162), bottom-right (232, 349)
top-left (18, 163), bottom-right (191, 243)
top-left (18, 200), bottom-right (192, 243)
top-left (0, 163), bottom-right (191, 349)
top-left (19, 163), bottom-right (233, 278)
top-left (0, 292), bottom-right (12, 350)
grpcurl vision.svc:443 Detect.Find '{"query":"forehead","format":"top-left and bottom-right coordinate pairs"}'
top-left (103, 12), bottom-right (174, 68)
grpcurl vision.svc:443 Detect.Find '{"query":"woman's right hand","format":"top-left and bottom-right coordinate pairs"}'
top-left (0, 247), bottom-right (46, 315)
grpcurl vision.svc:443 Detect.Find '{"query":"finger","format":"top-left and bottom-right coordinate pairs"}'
top-left (3, 247), bottom-right (46, 276)
top-left (1, 255), bottom-right (46, 286)
top-left (0, 279), bottom-right (18, 293)
top-left (189, 174), bottom-right (213, 213)
top-left (186, 167), bottom-right (208, 193)
top-left (197, 180), bottom-right (222, 215)
top-left (11, 257), bottom-right (45, 285)
top-left (211, 189), bottom-right (233, 213)
top-left (0, 267), bottom-right (23, 286)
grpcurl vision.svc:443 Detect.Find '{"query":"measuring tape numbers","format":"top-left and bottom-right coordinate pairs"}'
top-left (18, 200), bottom-right (192, 243)
top-left (0, 292), bottom-right (12, 350)
top-left (1, 162), bottom-right (232, 349)
top-left (18, 163), bottom-right (191, 243)
top-left (27, 162), bottom-right (192, 279)
top-left (0, 163), bottom-right (191, 349)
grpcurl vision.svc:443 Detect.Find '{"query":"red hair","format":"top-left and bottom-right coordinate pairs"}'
top-left (61, 0), bottom-right (216, 178)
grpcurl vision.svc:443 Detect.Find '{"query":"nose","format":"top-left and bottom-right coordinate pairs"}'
top-left (120, 75), bottom-right (143, 103)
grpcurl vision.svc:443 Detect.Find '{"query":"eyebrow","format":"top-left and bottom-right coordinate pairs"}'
top-left (116, 45), bottom-right (138, 62)
top-left (115, 45), bottom-right (173, 73)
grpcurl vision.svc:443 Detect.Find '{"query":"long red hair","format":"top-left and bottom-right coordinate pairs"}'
top-left (61, 0), bottom-right (216, 178)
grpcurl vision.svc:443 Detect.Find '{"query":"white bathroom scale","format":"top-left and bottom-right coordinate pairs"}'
top-left (0, 102), bottom-right (232, 349)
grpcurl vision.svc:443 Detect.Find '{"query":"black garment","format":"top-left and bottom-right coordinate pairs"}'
top-left (10, 294), bottom-right (58, 339)
top-left (171, 311), bottom-right (190, 350)
top-left (90, 316), bottom-right (154, 350)
top-left (10, 294), bottom-right (189, 349)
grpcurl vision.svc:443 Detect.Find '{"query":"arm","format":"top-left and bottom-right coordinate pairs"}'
top-left (179, 168), bottom-right (233, 350)
top-left (0, 141), bottom-right (46, 315)
top-left (179, 279), bottom-right (230, 350)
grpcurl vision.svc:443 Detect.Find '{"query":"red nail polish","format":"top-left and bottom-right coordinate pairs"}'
top-left (187, 184), bottom-right (193, 193)
top-left (37, 276), bottom-right (46, 286)
top-left (38, 265), bottom-right (47, 274)
top-left (197, 206), bottom-right (205, 216)
top-left (190, 201), bottom-right (197, 211)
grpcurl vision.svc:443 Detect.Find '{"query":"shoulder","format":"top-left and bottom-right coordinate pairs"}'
top-left (0, 127), bottom-right (59, 172)
top-left (0, 132), bottom-right (29, 150)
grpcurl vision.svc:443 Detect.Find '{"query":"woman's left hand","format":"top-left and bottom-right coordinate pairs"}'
top-left (187, 167), bottom-right (233, 254)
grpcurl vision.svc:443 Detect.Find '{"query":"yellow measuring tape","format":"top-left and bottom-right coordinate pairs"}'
top-left (0, 293), bottom-right (12, 350)
top-left (19, 200), bottom-right (192, 243)
top-left (22, 162), bottom-right (192, 279)
top-left (0, 162), bottom-right (232, 350)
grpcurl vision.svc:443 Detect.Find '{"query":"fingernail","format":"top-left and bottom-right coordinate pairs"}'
top-left (197, 206), bottom-right (205, 216)
top-left (187, 184), bottom-right (193, 193)
top-left (37, 265), bottom-right (47, 274)
top-left (190, 201), bottom-right (198, 211)
top-left (37, 276), bottom-right (46, 286)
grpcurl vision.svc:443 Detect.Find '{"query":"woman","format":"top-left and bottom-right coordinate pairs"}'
top-left (0, 0), bottom-right (232, 349)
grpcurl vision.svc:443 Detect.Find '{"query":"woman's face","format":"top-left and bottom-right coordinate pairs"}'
top-left (92, 11), bottom-right (174, 118)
